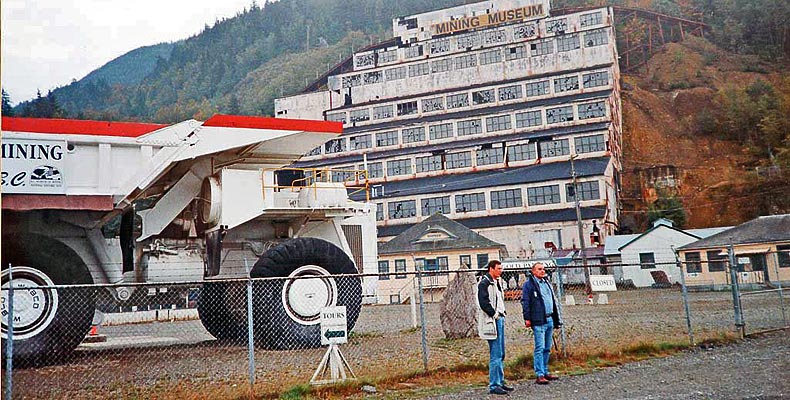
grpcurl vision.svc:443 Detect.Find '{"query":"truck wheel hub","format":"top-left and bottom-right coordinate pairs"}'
top-left (1, 266), bottom-right (59, 340)
top-left (281, 265), bottom-right (337, 325)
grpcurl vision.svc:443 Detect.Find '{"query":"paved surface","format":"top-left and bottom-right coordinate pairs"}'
top-left (429, 331), bottom-right (789, 400)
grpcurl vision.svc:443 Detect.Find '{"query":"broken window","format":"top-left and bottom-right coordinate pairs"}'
top-left (430, 39), bottom-right (451, 55)
top-left (455, 54), bottom-right (478, 69)
top-left (326, 112), bottom-right (347, 124)
top-left (388, 200), bottom-right (416, 219)
top-left (447, 93), bottom-right (470, 109)
top-left (554, 75), bottom-right (580, 93)
top-left (402, 126), bottom-right (425, 143)
top-left (526, 80), bottom-right (550, 97)
top-left (416, 154), bottom-right (443, 173)
top-left (507, 142), bottom-right (537, 161)
top-left (574, 134), bottom-right (606, 153)
top-left (376, 131), bottom-right (399, 147)
top-left (306, 146), bottom-right (322, 157)
top-left (491, 189), bottom-right (523, 209)
top-left (349, 109), bottom-right (370, 123)
top-left (355, 53), bottom-right (375, 68)
top-left (578, 101), bottom-right (606, 120)
top-left (546, 18), bottom-right (568, 35)
top-left (331, 167), bottom-right (354, 182)
top-left (566, 181), bottom-right (600, 201)
top-left (513, 23), bottom-right (537, 40)
top-left (404, 45), bottom-right (424, 58)
top-left (515, 110), bottom-right (543, 128)
top-left (584, 29), bottom-right (608, 47)
top-left (372, 105), bottom-right (393, 120)
top-left (387, 159), bottom-right (412, 176)
top-left (431, 58), bottom-right (453, 73)
top-left (546, 105), bottom-right (574, 124)
top-left (446, 151), bottom-right (472, 169)
top-left (456, 33), bottom-right (480, 50)
top-left (498, 85), bottom-right (523, 101)
top-left (455, 193), bottom-right (486, 213)
top-left (429, 123), bottom-right (453, 140)
top-left (363, 71), bottom-right (382, 84)
top-left (472, 89), bottom-right (495, 105)
top-left (538, 138), bottom-right (570, 157)
top-left (421, 96), bottom-right (444, 112)
top-left (324, 138), bottom-right (347, 154)
top-left (580, 12), bottom-right (602, 27)
top-left (482, 29), bottom-right (506, 44)
top-left (375, 203), bottom-right (384, 221)
top-left (527, 185), bottom-right (560, 205)
top-left (359, 162), bottom-right (383, 179)
top-left (506, 45), bottom-right (527, 60)
top-left (479, 48), bottom-right (502, 65)
top-left (422, 196), bottom-right (451, 215)
top-left (386, 66), bottom-right (407, 81)
top-left (408, 62), bottom-right (430, 77)
top-left (486, 115), bottom-right (512, 132)
top-left (476, 147), bottom-right (504, 166)
top-left (377, 49), bottom-right (398, 64)
top-left (530, 39), bottom-right (553, 56)
top-left (341, 74), bottom-right (362, 88)
top-left (457, 119), bottom-right (482, 136)
top-left (583, 71), bottom-right (609, 88)
top-left (350, 134), bottom-right (372, 150)
top-left (397, 101), bottom-right (418, 116)
top-left (556, 34), bottom-right (580, 52)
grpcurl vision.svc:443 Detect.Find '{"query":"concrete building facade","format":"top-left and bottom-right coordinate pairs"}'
top-left (275, 0), bottom-right (623, 256)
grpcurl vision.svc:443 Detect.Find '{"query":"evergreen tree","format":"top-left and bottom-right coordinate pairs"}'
top-left (647, 191), bottom-right (687, 228)
top-left (1, 89), bottom-right (13, 116)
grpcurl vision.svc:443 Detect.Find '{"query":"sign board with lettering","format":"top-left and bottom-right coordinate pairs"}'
top-left (501, 259), bottom-right (556, 270)
top-left (2, 139), bottom-right (66, 194)
top-left (431, 4), bottom-right (547, 36)
top-left (320, 306), bottom-right (348, 346)
top-left (590, 275), bottom-right (617, 292)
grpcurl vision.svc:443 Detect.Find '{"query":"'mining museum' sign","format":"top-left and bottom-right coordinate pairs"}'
top-left (431, 4), bottom-right (547, 35)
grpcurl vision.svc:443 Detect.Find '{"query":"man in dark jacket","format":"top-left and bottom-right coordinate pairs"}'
top-left (521, 262), bottom-right (562, 384)
top-left (477, 260), bottom-right (514, 395)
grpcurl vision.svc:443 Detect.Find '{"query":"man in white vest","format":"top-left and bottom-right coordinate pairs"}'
top-left (477, 260), bottom-right (514, 395)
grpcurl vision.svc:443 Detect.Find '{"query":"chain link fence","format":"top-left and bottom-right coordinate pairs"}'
top-left (2, 251), bottom-right (788, 399)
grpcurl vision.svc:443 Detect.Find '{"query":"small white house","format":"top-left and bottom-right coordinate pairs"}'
top-left (607, 219), bottom-right (730, 287)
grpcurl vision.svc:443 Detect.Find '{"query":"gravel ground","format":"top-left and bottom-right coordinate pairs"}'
top-left (429, 331), bottom-right (790, 400)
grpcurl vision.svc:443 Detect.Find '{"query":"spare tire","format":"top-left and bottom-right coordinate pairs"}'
top-left (250, 237), bottom-right (361, 350)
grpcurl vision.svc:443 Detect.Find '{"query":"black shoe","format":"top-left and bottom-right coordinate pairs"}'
top-left (500, 384), bottom-right (515, 392)
top-left (489, 386), bottom-right (509, 395)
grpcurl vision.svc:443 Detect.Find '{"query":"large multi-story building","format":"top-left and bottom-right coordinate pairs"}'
top-left (275, 0), bottom-right (622, 256)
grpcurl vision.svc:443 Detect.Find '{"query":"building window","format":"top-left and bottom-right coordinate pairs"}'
top-left (447, 93), bottom-right (470, 109)
top-left (477, 254), bottom-right (489, 269)
top-left (372, 105), bottom-right (393, 120)
top-left (306, 146), bottom-right (322, 157)
top-left (409, 62), bottom-right (430, 77)
top-left (513, 23), bottom-right (537, 40)
top-left (422, 196), bottom-right (451, 215)
top-left (331, 167), bottom-right (354, 182)
top-left (457, 119), bottom-right (482, 136)
top-left (349, 109), bottom-right (370, 123)
top-left (378, 260), bottom-right (390, 280)
top-left (416, 154), bottom-right (443, 173)
top-left (566, 181), bottom-right (600, 201)
top-left (326, 112), bottom-right (346, 124)
top-left (404, 45), bottom-right (423, 59)
top-left (575, 134), bottom-right (606, 153)
top-left (556, 34), bottom-right (581, 52)
top-left (507, 143), bottom-right (538, 162)
top-left (580, 11), bottom-right (602, 27)
top-left (397, 101), bottom-right (418, 116)
top-left (388, 200), bottom-right (416, 219)
top-left (446, 152), bottom-right (472, 169)
top-left (422, 97), bottom-right (444, 112)
top-left (386, 66), bottom-right (407, 81)
top-left (324, 138), bottom-right (346, 154)
top-left (455, 54), bottom-right (478, 69)
top-left (456, 33), bottom-right (480, 50)
top-left (515, 110), bottom-right (543, 128)
top-left (640, 252), bottom-right (656, 269)
top-left (429, 39), bottom-right (451, 55)
top-left (530, 39), bottom-right (553, 56)
top-left (375, 203), bottom-right (384, 221)
top-left (707, 250), bottom-right (727, 272)
top-left (395, 259), bottom-right (407, 279)
top-left (429, 123), bottom-right (453, 140)
top-left (477, 147), bottom-right (504, 166)
top-left (479, 49), bottom-right (502, 65)
top-left (460, 255), bottom-right (472, 269)
top-left (578, 101), bottom-right (607, 119)
top-left (342, 74), bottom-right (362, 88)
top-left (472, 89), bottom-right (495, 105)
top-left (498, 85), bottom-right (523, 101)
top-left (402, 126), bottom-right (425, 143)
top-left (506, 45), bottom-right (528, 60)
top-left (583, 71), bottom-right (610, 88)
top-left (491, 188), bottom-right (522, 209)
top-left (736, 254), bottom-right (766, 272)
top-left (527, 185), bottom-right (561, 205)
top-left (431, 58), bottom-right (453, 73)
top-left (363, 71), bottom-right (382, 85)
top-left (387, 159), bottom-right (412, 176)
top-left (777, 245), bottom-right (790, 268)
top-left (376, 131), bottom-right (399, 147)
top-left (546, 18), bottom-right (568, 34)
top-left (378, 49), bottom-right (398, 64)
top-left (360, 162), bottom-right (383, 179)
top-left (455, 193), bottom-right (486, 213)
top-left (584, 29), bottom-right (609, 47)
top-left (482, 29), bottom-right (506, 44)
top-left (539, 139), bottom-right (570, 157)
top-left (546, 106), bottom-right (575, 124)
top-left (526, 80), bottom-right (550, 97)
top-left (350, 134), bottom-right (372, 150)
top-left (437, 256), bottom-right (449, 273)
top-left (554, 76), bottom-right (580, 93)
top-left (685, 252), bottom-right (702, 273)
top-left (486, 115), bottom-right (512, 132)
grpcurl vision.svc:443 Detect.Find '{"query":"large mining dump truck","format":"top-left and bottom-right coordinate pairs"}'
top-left (1, 115), bottom-right (377, 360)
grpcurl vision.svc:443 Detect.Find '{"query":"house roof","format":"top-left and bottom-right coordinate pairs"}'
top-left (678, 214), bottom-right (790, 251)
top-left (603, 234), bottom-right (638, 256)
top-left (617, 223), bottom-right (701, 251)
top-left (378, 213), bottom-right (505, 255)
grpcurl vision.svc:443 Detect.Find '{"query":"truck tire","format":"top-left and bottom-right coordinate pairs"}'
top-left (197, 281), bottom-right (247, 342)
top-left (1, 234), bottom-right (96, 363)
top-left (250, 237), bottom-right (361, 350)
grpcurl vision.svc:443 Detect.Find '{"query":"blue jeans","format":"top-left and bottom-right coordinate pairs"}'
top-left (487, 317), bottom-right (505, 390)
top-left (532, 318), bottom-right (553, 377)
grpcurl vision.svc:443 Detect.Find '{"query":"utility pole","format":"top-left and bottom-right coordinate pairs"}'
top-left (570, 154), bottom-right (591, 294)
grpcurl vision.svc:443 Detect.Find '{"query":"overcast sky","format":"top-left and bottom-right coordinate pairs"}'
top-left (2, 0), bottom-right (254, 105)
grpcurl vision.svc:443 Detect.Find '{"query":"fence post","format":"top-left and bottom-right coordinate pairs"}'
top-left (727, 244), bottom-right (745, 338)
top-left (674, 250), bottom-right (694, 345)
top-left (5, 264), bottom-right (14, 400)
top-left (771, 252), bottom-right (788, 327)
top-left (244, 259), bottom-right (256, 396)
top-left (553, 262), bottom-right (568, 357)
top-left (416, 263), bottom-right (429, 372)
